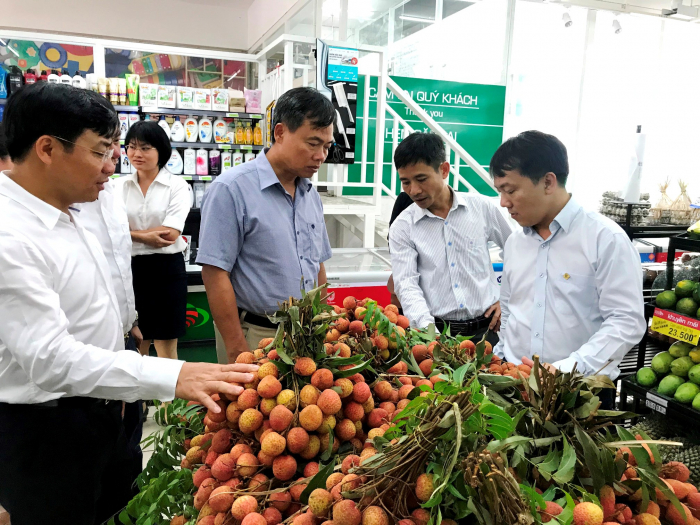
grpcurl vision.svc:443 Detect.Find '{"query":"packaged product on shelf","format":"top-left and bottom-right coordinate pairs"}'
top-left (72, 72), bottom-right (86, 89)
top-left (107, 78), bottom-right (119, 104)
top-left (128, 113), bottom-right (140, 129)
top-left (228, 89), bottom-right (246, 112)
top-left (97, 77), bottom-right (107, 97)
top-left (196, 149), bottom-right (208, 175)
top-left (39, 70), bottom-right (48, 82)
top-left (671, 180), bottom-right (694, 226)
top-left (193, 183), bottom-right (205, 208)
top-left (244, 152), bottom-right (255, 163)
top-left (222, 151), bottom-right (232, 170)
top-left (198, 116), bottom-right (213, 143)
top-left (213, 118), bottom-right (228, 144)
top-left (85, 73), bottom-right (98, 92)
top-left (139, 83), bottom-right (158, 107)
top-left (227, 121), bottom-right (236, 144)
top-left (157, 116), bottom-right (171, 137)
top-left (184, 148), bottom-right (196, 175)
top-left (118, 78), bottom-right (127, 105)
top-left (171, 117), bottom-right (185, 142)
top-left (233, 152), bottom-right (243, 166)
top-left (118, 113), bottom-right (129, 139)
top-left (177, 87), bottom-right (195, 109)
top-left (209, 150), bottom-right (221, 175)
top-left (7, 66), bottom-right (23, 95)
top-left (244, 122), bottom-right (253, 145)
top-left (235, 121), bottom-right (244, 144)
top-left (157, 85), bottom-right (177, 109)
top-left (120, 147), bottom-right (131, 174)
top-left (0, 68), bottom-right (7, 99)
top-left (48, 70), bottom-right (61, 84)
top-left (125, 74), bottom-right (139, 105)
top-left (167, 149), bottom-right (184, 174)
top-left (254, 122), bottom-right (263, 146)
top-left (184, 116), bottom-right (198, 143)
top-left (60, 70), bottom-right (73, 85)
top-left (212, 88), bottom-right (229, 112)
top-left (24, 69), bottom-right (37, 85)
top-left (194, 88), bottom-right (211, 110)
top-left (244, 88), bottom-right (262, 113)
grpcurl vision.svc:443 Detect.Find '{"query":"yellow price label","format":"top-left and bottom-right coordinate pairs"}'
top-left (652, 308), bottom-right (700, 345)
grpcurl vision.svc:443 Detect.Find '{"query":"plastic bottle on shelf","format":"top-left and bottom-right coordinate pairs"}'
top-left (254, 122), bottom-right (263, 146)
top-left (235, 121), bottom-right (244, 145)
top-left (167, 148), bottom-right (184, 174)
top-left (196, 149), bottom-right (208, 175)
top-left (47, 70), bottom-right (60, 84)
top-left (227, 121), bottom-right (236, 145)
top-left (170, 117), bottom-right (185, 142)
top-left (213, 118), bottom-right (228, 144)
top-left (157, 116), bottom-right (171, 137)
top-left (6, 66), bottom-right (23, 95)
top-left (244, 122), bottom-right (253, 145)
top-left (193, 183), bottom-right (205, 208)
top-left (184, 116), bottom-right (198, 143)
top-left (120, 147), bottom-right (131, 174)
top-left (222, 151), bottom-right (232, 171)
top-left (39, 70), bottom-right (48, 82)
top-left (209, 150), bottom-right (221, 176)
top-left (128, 113), bottom-right (140, 129)
top-left (199, 116), bottom-right (213, 143)
top-left (72, 72), bottom-right (86, 89)
top-left (184, 148), bottom-right (196, 175)
top-left (118, 113), bottom-right (129, 139)
top-left (59, 70), bottom-right (72, 85)
top-left (24, 69), bottom-right (37, 85)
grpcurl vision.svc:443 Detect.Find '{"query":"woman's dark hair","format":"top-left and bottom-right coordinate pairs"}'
top-left (3, 82), bottom-right (119, 161)
top-left (394, 132), bottom-right (446, 172)
top-left (490, 130), bottom-right (569, 187)
top-left (125, 120), bottom-right (172, 170)
top-left (272, 87), bottom-right (335, 143)
top-left (0, 125), bottom-right (8, 160)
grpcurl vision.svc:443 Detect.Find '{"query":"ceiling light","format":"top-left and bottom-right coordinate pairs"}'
top-left (562, 12), bottom-right (573, 27)
top-left (612, 19), bottom-right (622, 33)
top-left (399, 15), bottom-right (435, 23)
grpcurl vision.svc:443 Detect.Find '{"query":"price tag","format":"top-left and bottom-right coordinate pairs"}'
top-left (251, 114), bottom-right (263, 119)
top-left (226, 113), bottom-right (239, 118)
top-left (200, 176), bottom-right (212, 181)
top-left (218, 145), bottom-right (232, 150)
top-left (241, 145), bottom-right (252, 150)
top-left (181, 176), bottom-right (193, 181)
top-left (645, 400), bottom-right (667, 415)
top-left (651, 308), bottom-right (700, 345)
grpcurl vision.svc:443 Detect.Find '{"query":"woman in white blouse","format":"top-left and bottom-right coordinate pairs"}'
top-left (114, 121), bottom-right (191, 360)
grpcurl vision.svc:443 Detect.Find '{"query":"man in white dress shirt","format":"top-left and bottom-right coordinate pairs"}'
top-left (389, 133), bottom-right (512, 341)
top-left (0, 83), bottom-right (256, 525)
top-left (491, 131), bottom-right (645, 407)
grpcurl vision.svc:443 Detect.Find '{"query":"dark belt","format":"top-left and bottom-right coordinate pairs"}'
top-left (434, 314), bottom-right (491, 336)
top-left (0, 397), bottom-right (120, 410)
top-left (238, 308), bottom-right (277, 330)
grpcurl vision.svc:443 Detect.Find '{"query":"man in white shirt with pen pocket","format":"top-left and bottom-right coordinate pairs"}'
top-left (0, 83), bottom-right (257, 525)
top-left (389, 132), bottom-right (512, 342)
top-left (491, 131), bottom-right (645, 409)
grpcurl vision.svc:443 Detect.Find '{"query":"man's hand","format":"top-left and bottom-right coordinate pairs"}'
top-left (227, 332), bottom-right (251, 364)
top-left (131, 326), bottom-right (143, 348)
top-left (175, 362), bottom-right (258, 413)
top-left (484, 301), bottom-right (502, 331)
top-left (137, 230), bottom-right (176, 248)
top-left (521, 356), bottom-right (557, 374)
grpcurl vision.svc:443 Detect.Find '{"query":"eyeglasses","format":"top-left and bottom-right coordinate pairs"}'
top-left (125, 144), bottom-right (155, 153)
top-left (51, 136), bottom-right (114, 164)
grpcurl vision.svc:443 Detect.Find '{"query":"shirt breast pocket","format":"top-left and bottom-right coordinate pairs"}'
top-left (458, 236), bottom-right (489, 277)
top-left (553, 272), bottom-right (598, 327)
top-left (307, 223), bottom-right (322, 263)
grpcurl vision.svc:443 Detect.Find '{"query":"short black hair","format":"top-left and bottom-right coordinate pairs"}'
top-left (272, 87), bottom-right (335, 143)
top-left (394, 132), bottom-right (446, 172)
top-left (0, 126), bottom-right (8, 160)
top-left (3, 82), bottom-right (119, 161)
top-left (490, 131), bottom-right (569, 187)
top-left (124, 120), bottom-right (172, 170)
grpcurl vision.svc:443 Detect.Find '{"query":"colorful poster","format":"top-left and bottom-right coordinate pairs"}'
top-left (0, 38), bottom-right (93, 74)
top-left (327, 46), bottom-right (359, 82)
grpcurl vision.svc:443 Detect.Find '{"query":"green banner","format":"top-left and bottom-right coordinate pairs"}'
top-left (181, 291), bottom-right (215, 342)
top-left (345, 76), bottom-right (505, 197)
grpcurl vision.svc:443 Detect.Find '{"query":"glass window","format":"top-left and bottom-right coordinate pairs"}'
top-left (393, 0), bottom-right (437, 42)
top-left (443, 0), bottom-right (472, 18)
top-left (359, 12), bottom-right (391, 47)
top-left (0, 37), bottom-right (94, 76)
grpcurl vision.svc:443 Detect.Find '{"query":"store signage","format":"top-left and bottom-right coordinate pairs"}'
top-left (651, 308), bottom-right (700, 345)
top-left (348, 76), bottom-right (506, 198)
top-left (645, 391), bottom-right (668, 414)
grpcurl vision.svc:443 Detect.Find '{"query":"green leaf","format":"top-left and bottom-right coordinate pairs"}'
top-left (538, 449), bottom-right (563, 480)
top-left (300, 460), bottom-right (336, 504)
top-left (615, 427), bottom-right (655, 473)
top-left (453, 363), bottom-right (471, 386)
top-left (333, 360), bottom-right (374, 378)
top-left (635, 429), bottom-right (661, 467)
top-left (574, 425), bottom-right (605, 491)
top-left (446, 483), bottom-right (468, 501)
top-left (552, 438), bottom-right (577, 485)
top-left (275, 346), bottom-right (295, 366)
top-left (320, 432), bottom-right (335, 462)
top-left (486, 435), bottom-right (532, 454)
top-left (601, 447), bottom-right (616, 485)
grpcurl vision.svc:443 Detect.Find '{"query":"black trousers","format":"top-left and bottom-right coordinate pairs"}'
top-left (0, 399), bottom-right (138, 525)
top-left (434, 319), bottom-right (500, 347)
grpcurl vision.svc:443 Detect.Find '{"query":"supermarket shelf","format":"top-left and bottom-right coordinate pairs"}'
top-left (178, 175), bottom-right (217, 182)
top-left (113, 105), bottom-right (139, 112)
top-left (621, 224), bottom-right (689, 240)
top-left (620, 376), bottom-right (700, 420)
top-left (0, 98), bottom-right (6, 105)
top-left (665, 234), bottom-right (700, 291)
top-left (169, 142), bottom-right (263, 151)
top-left (140, 107), bottom-right (263, 119)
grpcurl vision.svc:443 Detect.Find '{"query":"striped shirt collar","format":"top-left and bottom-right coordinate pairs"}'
top-left (413, 186), bottom-right (466, 224)
top-left (523, 195), bottom-right (581, 236)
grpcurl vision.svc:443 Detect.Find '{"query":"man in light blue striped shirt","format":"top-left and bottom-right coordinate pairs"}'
top-left (389, 133), bottom-right (512, 340)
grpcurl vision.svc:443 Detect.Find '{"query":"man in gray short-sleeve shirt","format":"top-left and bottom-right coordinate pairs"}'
top-left (197, 87), bottom-right (335, 363)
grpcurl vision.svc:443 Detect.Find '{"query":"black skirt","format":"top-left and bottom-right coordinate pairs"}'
top-left (131, 253), bottom-right (187, 340)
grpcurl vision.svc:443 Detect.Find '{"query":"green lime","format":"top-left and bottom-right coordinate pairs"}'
top-left (676, 280), bottom-right (699, 298)
top-left (656, 290), bottom-right (678, 309)
top-left (658, 374), bottom-right (685, 396)
top-left (677, 298), bottom-right (699, 318)
top-left (636, 368), bottom-right (657, 387)
top-left (651, 351), bottom-right (675, 374)
top-left (675, 382), bottom-right (700, 404)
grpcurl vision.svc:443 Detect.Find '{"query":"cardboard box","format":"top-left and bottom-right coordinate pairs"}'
top-left (212, 88), bottom-right (229, 112)
top-left (177, 87), bottom-right (195, 109)
top-left (139, 83), bottom-right (158, 107)
top-left (194, 88), bottom-right (211, 110)
top-left (157, 85), bottom-right (177, 108)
